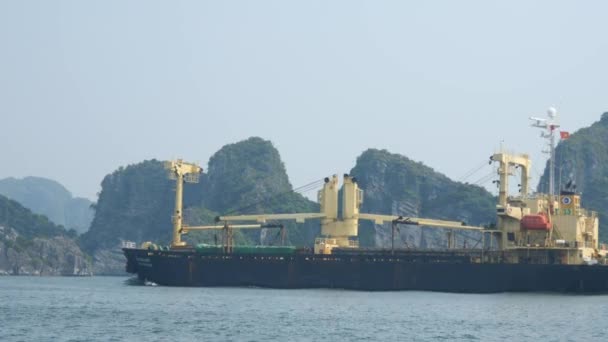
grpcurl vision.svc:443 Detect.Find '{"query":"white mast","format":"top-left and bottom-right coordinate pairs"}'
top-left (530, 107), bottom-right (560, 198)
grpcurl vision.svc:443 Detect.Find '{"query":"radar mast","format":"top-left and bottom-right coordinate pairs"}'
top-left (530, 107), bottom-right (559, 199)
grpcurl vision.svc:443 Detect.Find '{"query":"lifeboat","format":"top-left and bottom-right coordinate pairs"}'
top-left (521, 213), bottom-right (552, 230)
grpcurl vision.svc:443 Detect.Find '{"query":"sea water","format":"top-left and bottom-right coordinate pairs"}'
top-left (1, 276), bottom-right (607, 341)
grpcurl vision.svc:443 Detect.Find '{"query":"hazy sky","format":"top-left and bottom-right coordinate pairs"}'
top-left (1, 1), bottom-right (607, 200)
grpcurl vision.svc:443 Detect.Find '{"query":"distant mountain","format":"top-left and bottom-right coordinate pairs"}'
top-left (0, 193), bottom-right (66, 239)
top-left (538, 112), bottom-right (608, 240)
top-left (350, 149), bottom-right (497, 247)
top-left (0, 194), bottom-right (91, 275)
top-left (0, 177), bottom-right (93, 233)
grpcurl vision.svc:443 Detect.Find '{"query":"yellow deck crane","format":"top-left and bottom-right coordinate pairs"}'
top-left (165, 159), bottom-right (202, 248)
top-left (174, 171), bottom-right (495, 254)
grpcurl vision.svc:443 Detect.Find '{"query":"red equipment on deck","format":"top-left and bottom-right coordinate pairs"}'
top-left (521, 214), bottom-right (552, 230)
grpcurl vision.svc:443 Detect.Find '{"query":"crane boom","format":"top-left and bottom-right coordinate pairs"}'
top-left (357, 213), bottom-right (486, 231)
top-left (217, 213), bottom-right (326, 224)
top-left (183, 224), bottom-right (264, 231)
top-left (168, 171), bottom-right (491, 254)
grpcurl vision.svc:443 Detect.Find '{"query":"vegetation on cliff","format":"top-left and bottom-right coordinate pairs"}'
top-left (205, 137), bottom-right (294, 213)
top-left (202, 137), bottom-right (320, 246)
top-left (0, 177), bottom-right (93, 233)
top-left (0, 194), bottom-right (70, 239)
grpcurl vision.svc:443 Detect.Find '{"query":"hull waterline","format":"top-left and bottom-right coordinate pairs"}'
top-left (124, 248), bottom-right (608, 293)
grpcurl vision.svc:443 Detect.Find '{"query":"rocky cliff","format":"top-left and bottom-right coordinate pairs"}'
top-left (0, 226), bottom-right (91, 276)
top-left (350, 149), bottom-right (496, 248)
top-left (0, 195), bottom-right (92, 275)
top-left (80, 159), bottom-right (197, 253)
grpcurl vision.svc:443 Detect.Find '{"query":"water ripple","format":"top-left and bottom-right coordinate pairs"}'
top-left (1, 277), bottom-right (608, 341)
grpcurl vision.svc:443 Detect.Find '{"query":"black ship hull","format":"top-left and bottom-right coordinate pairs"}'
top-left (123, 248), bottom-right (608, 293)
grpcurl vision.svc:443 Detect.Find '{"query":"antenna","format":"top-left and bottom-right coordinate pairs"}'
top-left (529, 107), bottom-right (560, 198)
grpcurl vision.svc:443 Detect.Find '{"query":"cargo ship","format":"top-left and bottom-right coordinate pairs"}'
top-left (124, 111), bottom-right (608, 292)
